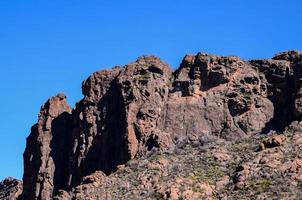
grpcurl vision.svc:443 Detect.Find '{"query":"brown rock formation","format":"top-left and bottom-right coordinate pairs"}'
top-left (250, 50), bottom-right (302, 131)
top-left (20, 94), bottom-right (71, 200)
top-left (167, 53), bottom-right (273, 140)
top-left (0, 178), bottom-right (22, 200)
top-left (65, 56), bottom-right (173, 190)
top-left (10, 50), bottom-right (302, 199)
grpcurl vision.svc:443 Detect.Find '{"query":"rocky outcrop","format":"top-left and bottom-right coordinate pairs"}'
top-left (0, 178), bottom-right (22, 200)
top-left (13, 50), bottom-right (302, 199)
top-left (250, 50), bottom-right (302, 131)
top-left (20, 94), bottom-right (71, 200)
top-left (65, 56), bottom-right (173, 191)
top-left (166, 53), bottom-right (273, 141)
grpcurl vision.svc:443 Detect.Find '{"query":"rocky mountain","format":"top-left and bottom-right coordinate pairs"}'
top-left (2, 50), bottom-right (302, 200)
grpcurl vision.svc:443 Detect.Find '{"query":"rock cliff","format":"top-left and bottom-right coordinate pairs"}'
top-left (2, 50), bottom-right (302, 200)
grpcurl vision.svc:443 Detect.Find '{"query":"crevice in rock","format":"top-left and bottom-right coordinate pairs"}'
top-left (50, 111), bottom-right (71, 195)
top-left (250, 60), bottom-right (297, 133)
top-left (145, 134), bottom-right (160, 151)
top-left (147, 65), bottom-right (164, 75)
top-left (78, 77), bottom-right (130, 179)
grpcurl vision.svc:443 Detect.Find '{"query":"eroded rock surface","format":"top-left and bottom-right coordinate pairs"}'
top-left (65, 56), bottom-right (173, 190)
top-left (250, 50), bottom-right (302, 131)
top-left (0, 178), bottom-right (22, 200)
top-left (20, 94), bottom-right (71, 200)
top-left (167, 53), bottom-right (273, 141)
top-left (8, 50), bottom-right (302, 199)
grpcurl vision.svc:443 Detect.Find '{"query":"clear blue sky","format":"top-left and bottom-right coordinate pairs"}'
top-left (0, 0), bottom-right (301, 180)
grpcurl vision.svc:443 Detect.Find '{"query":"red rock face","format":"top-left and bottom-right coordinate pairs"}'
top-left (20, 94), bottom-right (71, 200)
top-left (251, 50), bottom-right (302, 131)
top-left (166, 53), bottom-right (273, 140)
top-left (17, 51), bottom-right (302, 199)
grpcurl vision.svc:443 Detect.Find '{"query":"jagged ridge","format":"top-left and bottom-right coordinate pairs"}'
top-left (2, 50), bottom-right (302, 200)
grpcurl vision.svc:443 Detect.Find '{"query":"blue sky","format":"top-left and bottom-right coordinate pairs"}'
top-left (0, 0), bottom-right (301, 180)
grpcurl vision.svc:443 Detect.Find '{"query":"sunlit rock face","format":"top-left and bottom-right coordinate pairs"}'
top-left (16, 51), bottom-right (302, 199)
